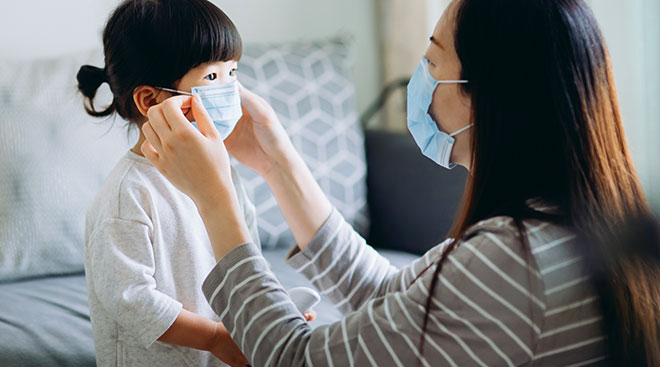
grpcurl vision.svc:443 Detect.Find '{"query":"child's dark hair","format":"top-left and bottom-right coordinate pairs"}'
top-left (76, 0), bottom-right (242, 123)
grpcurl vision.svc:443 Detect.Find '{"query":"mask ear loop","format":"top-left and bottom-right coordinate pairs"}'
top-left (435, 79), bottom-right (470, 137)
top-left (449, 123), bottom-right (474, 137)
top-left (155, 87), bottom-right (193, 96)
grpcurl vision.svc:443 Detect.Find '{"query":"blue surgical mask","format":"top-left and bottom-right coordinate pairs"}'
top-left (406, 57), bottom-right (472, 169)
top-left (157, 80), bottom-right (242, 140)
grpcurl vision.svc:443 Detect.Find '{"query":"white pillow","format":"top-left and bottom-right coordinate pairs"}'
top-left (0, 50), bottom-right (132, 281)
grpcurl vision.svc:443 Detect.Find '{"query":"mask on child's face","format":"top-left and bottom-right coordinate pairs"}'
top-left (156, 80), bottom-right (242, 140)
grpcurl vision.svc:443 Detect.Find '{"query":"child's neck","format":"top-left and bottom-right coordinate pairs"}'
top-left (130, 131), bottom-right (147, 157)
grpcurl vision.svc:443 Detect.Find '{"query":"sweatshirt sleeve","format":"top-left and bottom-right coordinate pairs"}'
top-left (203, 243), bottom-right (434, 367)
top-left (202, 228), bottom-right (542, 367)
top-left (285, 209), bottom-right (448, 314)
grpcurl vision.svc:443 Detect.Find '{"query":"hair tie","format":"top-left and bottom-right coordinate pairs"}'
top-left (89, 65), bottom-right (107, 83)
top-left (78, 64), bottom-right (107, 85)
top-left (98, 66), bottom-right (108, 83)
top-left (77, 65), bottom-right (109, 98)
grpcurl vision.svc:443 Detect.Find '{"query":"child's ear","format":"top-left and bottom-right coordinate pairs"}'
top-left (133, 86), bottom-right (161, 117)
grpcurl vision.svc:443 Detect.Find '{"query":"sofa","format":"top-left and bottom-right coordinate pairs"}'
top-left (0, 38), bottom-right (466, 366)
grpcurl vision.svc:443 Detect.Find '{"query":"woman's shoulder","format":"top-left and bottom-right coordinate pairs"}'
top-left (460, 215), bottom-right (583, 290)
top-left (465, 214), bottom-right (576, 251)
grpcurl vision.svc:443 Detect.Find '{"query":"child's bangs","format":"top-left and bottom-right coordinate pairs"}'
top-left (190, 0), bottom-right (242, 63)
top-left (165, 0), bottom-right (242, 77)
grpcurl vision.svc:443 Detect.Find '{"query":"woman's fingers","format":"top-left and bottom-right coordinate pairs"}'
top-left (142, 121), bottom-right (162, 153)
top-left (237, 82), bottom-right (273, 122)
top-left (190, 94), bottom-right (218, 138)
top-left (160, 95), bottom-right (194, 134)
top-left (140, 139), bottom-right (159, 164)
top-left (146, 95), bottom-right (200, 158)
top-left (146, 104), bottom-right (173, 142)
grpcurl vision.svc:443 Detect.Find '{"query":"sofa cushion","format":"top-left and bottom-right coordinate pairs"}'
top-left (0, 273), bottom-right (96, 367)
top-left (236, 37), bottom-right (369, 249)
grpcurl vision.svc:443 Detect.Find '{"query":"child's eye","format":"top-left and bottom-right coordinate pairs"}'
top-left (204, 73), bottom-right (218, 81)
top-left (229, 68), bottom-right (237, 77)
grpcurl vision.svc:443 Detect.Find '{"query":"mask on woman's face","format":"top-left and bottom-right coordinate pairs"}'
top-left (406, 57), bottom-right (472, 169)
top-left (157, 80), bottom-right (242, 140)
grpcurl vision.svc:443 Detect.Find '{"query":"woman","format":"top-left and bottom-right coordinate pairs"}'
top-left (140, 0), bottom-right (660, 365)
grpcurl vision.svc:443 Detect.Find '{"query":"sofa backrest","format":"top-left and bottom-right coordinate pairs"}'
top-left (0, 38), bottom-right (370, 281)
top-left (365, 129), bottom-right (467, 255)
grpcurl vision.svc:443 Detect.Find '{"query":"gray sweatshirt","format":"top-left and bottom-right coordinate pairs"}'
top-left (202, 207), bottom-right (605, 366)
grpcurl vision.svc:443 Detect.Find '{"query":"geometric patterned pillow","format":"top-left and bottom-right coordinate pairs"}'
top-left (237, 37), bottom-right (369, 249)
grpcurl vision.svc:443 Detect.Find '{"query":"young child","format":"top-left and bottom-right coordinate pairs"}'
top-left (77, 0), bottom-right (259, 365)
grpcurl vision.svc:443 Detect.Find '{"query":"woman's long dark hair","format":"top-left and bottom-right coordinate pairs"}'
top-left (76, 0), bottom-right (242, 124)
top-left (419, 0), bottom-right (659, 365)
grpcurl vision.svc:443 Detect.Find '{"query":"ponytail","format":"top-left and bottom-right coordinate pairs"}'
top-left (76, 65), bottom-right (115, 117)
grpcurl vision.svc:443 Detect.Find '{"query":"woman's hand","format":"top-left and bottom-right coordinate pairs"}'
top-left (142, 85), bottom-right (331, 252)
top-left (141, 95), bottom-right (233, 206)
top-left (208, 323), bottom-right (251, 367)
top-left (224, 83), bottom-right (296, 178)
top-left (141, 95), bottom-right (251, 259)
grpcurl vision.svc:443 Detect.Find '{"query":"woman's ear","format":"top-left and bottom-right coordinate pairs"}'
top-left (133, 86), bottom-right (161, 117)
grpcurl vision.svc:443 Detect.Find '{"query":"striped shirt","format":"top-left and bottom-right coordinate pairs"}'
top-left (202, 208), bottom-right (606, 366)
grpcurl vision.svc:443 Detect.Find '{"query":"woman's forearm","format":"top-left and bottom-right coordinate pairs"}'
top-left (197, 186), bottom-right (253, 261)
top-left (264, 150), bottom-right (333, 250)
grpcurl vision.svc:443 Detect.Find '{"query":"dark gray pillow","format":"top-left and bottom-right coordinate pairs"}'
top-left (236, 38), bottom-right (369, 248)
top-left (365, 129), bottom-right (467, 255)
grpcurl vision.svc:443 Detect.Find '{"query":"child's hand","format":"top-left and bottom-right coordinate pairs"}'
top-left (209, 323), bottom-right (251, 367)
top-left (303, 309), bottom-right (317, 322)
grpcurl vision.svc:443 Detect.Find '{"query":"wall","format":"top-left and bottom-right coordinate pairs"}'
top-left (1, 0), bottom-right (657, 209)
top-left (587, 0), bottom-right (660, 211)
top-left (0, 0), bottom-right (381, 115)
